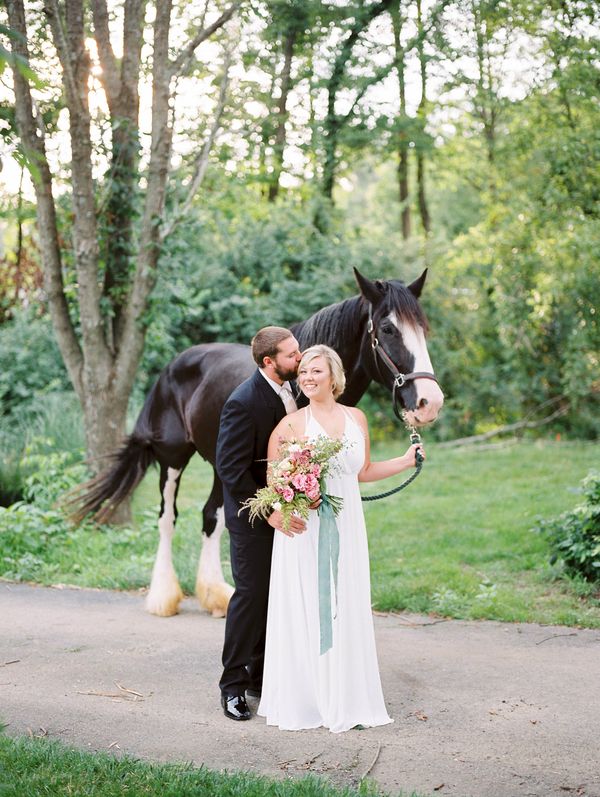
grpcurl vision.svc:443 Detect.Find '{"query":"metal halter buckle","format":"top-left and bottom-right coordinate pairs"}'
top-left (394, 373), bottom-right (406, 388)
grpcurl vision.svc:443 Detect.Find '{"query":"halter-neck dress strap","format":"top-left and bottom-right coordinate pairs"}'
top-left (339, 405), bottom-right (365, 438)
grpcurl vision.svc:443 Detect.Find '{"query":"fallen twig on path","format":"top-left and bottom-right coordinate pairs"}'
top-left (360, 741), bottom-right (382, 781)
top-left (371, 611), bottom-right (448, 628)
top-left (299, 751), bottom-right (323, 769)
top-left (115, 682), bottom-right (144, 697)
top-left (0, 660), bottom-right (20, 667)
top-left (535, 633), bottom-right (578, 645)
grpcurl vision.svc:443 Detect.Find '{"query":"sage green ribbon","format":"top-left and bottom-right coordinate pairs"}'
top-left (318, 495), bottom-right (340, 656)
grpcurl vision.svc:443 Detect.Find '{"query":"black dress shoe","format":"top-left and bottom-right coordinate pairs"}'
top-left (246, 687), bottom-right (261, 699)
top-left (221, 693), bottom-right (251, 721)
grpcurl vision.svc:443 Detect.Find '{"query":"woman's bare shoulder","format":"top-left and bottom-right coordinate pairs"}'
top-left (272, 408), bottom-right (305, 439)
top-left (343, 405), bottom-right (367, 424)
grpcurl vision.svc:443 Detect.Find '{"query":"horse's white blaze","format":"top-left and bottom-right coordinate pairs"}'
top-left (196, 507), bottom-right (234, 618)
top-left (390, 312), bottom-right (444, 426)
top-left (145, 467), bottom-right (184, 617)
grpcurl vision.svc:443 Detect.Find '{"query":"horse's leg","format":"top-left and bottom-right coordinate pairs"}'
top-left (146, 464), bottom-right (186, 617)
top-left (196, 471), bottom-right (234, 618)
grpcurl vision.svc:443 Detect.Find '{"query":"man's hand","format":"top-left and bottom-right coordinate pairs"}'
top-left (267, 510), bottom-right (306, 538)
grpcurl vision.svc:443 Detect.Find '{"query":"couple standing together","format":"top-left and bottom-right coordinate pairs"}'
top-left (216, 326), bottom-right (424, 733)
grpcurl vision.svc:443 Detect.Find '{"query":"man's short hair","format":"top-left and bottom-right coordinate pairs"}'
top-left (251, 326), bottom-right (294, 367)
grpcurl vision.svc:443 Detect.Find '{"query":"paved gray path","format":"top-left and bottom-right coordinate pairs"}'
top-left (1, 581), bottom-right (599, 797)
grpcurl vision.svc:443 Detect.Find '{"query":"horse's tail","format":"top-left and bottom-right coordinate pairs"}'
top-left (67, 389), bottom-right (158, 525)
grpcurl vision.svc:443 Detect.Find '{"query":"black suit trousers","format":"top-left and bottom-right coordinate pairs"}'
top-left (219, 529), bottom-right (274, 696)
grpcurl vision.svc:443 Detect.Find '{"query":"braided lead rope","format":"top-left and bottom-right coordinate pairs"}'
top-left (361, 430), bottom-right (424, 503)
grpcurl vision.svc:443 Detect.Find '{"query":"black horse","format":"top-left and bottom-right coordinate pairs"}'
top-left (72, 269), bottom-right (444, 617)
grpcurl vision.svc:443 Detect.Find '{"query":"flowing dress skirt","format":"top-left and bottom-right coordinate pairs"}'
top-left (258, 410), bottom-right (392, 733)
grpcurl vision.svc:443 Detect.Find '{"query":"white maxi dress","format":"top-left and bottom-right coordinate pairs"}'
top-left (258, 406), bottom-right (393, 733)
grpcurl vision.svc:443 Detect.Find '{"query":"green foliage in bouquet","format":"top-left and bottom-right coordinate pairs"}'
top-left (534, 471), bottom-right (600, 582)
top-left (243, 435), bottom-right (344, 531)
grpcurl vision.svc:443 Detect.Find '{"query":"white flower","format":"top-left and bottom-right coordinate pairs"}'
top-left (277, 459), bottom-right (292, 473)
top-left (272, 501), bottom-right (282, 511)
top-left (287, 443), bottom-right (301, 452)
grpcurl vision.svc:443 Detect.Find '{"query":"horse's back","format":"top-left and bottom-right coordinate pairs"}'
top-left (161, 343), bottom-right (256, 461)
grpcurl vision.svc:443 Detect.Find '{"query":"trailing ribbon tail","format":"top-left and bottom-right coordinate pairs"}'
top-left (318, 495), bottom-right (340, 655)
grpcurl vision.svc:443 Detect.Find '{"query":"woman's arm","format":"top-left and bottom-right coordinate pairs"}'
top-left (348, 407), bottom-right (425, 483)
top-left (266, 410), bottom-right (305, 462)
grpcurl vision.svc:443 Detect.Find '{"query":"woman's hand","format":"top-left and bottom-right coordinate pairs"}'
top-left (404, 442), bottom-right (425, 468)
top-left (268, 509), bottom-right (306, 538)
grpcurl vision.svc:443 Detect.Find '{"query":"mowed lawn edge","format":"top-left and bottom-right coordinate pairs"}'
top-left (0, 734), bottom-right (426, 797)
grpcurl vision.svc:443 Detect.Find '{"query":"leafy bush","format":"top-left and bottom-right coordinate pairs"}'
top-left (0, 392), bottom-right (85, 505)
top-left (0, 310), bottom-right (70, 419)
top-left (0, 444), bottom-right (87, 580)
top-left (535, 471), bottom-right (600, 582)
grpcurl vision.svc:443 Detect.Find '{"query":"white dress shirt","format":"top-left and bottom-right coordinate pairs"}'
top-left (258, 369), bottom-right (298, 414)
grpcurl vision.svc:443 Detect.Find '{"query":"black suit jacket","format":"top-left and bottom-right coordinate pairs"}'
top-left (216, 369), bottom-right (288, 536)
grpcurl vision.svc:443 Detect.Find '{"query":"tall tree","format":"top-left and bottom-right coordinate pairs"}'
top-left (391, 0), bottom-right (411, 238)
top-left (321, 0), bottom-right (395, 201)
top-left (415, 0), bottom-right (431, 233)
top-left (265, 0), bottom-right (312, 201)
top-left (6, 0), bottom-right (238, 519)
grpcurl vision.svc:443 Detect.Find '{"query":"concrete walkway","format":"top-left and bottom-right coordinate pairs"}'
top-left (1, 581), bottom-right (599, 797)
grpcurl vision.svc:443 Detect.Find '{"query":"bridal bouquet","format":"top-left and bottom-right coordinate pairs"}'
top-left (242, 435), bottom-right (344, 531)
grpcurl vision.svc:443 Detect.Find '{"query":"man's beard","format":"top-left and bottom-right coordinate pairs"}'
top-left (274, 363), bottom-right (298, 382)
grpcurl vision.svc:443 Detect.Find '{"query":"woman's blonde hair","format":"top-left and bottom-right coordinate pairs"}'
top-left (299, 345), bottom-right (346, 400)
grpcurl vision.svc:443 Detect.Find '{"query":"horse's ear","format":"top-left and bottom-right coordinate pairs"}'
top-left (407, 268), bottom-right (428, 298)
top-left (354, 268), bottom-right (385, 305)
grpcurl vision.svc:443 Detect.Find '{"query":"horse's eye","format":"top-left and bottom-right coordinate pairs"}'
top-left (381, 325), bottom-right (396, 336)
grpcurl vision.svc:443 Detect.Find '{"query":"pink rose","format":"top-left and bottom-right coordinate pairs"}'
top-left (292, 473), bottom-right (307, 491)
top-left (282, 487), bottom-right (295, 503)
top-left (304, 474), bottom-right (318, 492)
top-left (310, 463), bottom-right (321, 478)
top-left (306, 486), bottom-right (320, 502)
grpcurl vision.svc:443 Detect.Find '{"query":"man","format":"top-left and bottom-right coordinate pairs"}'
top-left (216, 326), bottom-right (306, 721)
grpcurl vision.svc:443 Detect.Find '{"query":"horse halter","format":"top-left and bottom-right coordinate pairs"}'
top-left (367, 304), bottom-right (440, 422)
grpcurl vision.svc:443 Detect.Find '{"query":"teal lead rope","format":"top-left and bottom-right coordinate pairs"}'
top-left (361, 430), bottom-right (424, 502)
top-left (318, 494), bottom-right (340, 655)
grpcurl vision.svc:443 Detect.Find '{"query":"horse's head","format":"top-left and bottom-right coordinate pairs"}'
top-left (354, 268), bottom-right (444, 428)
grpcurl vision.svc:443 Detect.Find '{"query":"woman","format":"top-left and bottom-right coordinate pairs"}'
top-left (257, 344), bottom-right (424, 733)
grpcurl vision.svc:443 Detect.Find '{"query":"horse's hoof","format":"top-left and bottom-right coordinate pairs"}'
top-left (145, 587), bottom-right (183, 617)
top-left (197, 580), bottom-right (233, 618)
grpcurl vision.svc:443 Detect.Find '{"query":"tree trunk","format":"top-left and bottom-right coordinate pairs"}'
top-left (415, 0), bottom-right (431, 234)
top-left (268, 29), bottom-right (296, 202)
top-left (7, 0), bottom-right (238, 524)
top-left (391, 0), bottom-right (411, 239)
top-left (321, 0), bottom-right (394, 201)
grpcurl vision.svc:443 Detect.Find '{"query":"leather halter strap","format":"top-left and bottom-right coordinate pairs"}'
top-left (367, 304), bottom-right (439, 420)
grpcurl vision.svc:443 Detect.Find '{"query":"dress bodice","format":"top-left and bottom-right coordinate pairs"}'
top-left (304, 405), bottom-right (365, 476)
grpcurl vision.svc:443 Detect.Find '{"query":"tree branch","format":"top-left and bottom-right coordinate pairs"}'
top-left (437, 397), bottom-right (572, 448)
top-left (6, 0), bottom-right (83, 396)
top-left (160, 45), bottom-right (233, 242)
top-left (91, 0), bottom-right (120, 110)
top-left (44, 0), bottom-right (107, 366)
top-left (170, 0), bottom-right (241, 77)
top-left (114, 0), bottom-right (174, 398)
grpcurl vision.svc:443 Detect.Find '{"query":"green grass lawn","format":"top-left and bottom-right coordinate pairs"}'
top-left (0, 734), bottom-right (422, 797)
top-left (1, 439), bottom-right (599, 627)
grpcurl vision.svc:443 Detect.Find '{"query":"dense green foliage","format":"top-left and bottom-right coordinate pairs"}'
top-left (0, 734), bottom-right (408, 797)
top-left (535, 471), bottom-right (600, 582)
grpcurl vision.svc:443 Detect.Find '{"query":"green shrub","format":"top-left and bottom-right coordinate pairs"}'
top-left (534, 471), bottom-right (600, 582)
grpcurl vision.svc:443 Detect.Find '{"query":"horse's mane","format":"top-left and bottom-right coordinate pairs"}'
top-left (292, 279), bottom-right (428, 347)
top-left (292, 296), bottom-right (364, 348)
